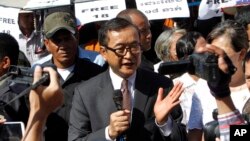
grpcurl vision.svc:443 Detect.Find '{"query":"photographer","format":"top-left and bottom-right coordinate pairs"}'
top-left (174, 31), bottom-right (210, 141)
top-left (0, 33), bottom-right (29, 124)
top-left (197, 43), bottom-right (246, 141)
top-left (21, 66), bottom-right (63, 141)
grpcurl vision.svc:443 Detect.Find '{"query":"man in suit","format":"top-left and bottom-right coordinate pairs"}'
top-left (42, 12), bottom-right (103, 141)
top-left (117, 9), bottom-right (154, 71)
top-left (68, 18), bottom-right (187, 141)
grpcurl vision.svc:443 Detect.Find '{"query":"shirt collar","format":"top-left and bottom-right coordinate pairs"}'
top-left (109, 68), bottom-right (136, 90)
top-left (19, 31), bottom-right (35, 40)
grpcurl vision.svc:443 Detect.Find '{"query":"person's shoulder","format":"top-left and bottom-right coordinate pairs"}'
top-left (76, 58), bottom-right (101, 69)
top-left (75, 70), bottom-right (107, 89)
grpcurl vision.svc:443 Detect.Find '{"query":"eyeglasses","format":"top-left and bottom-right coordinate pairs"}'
top-left (104, 42), bottom-right (141, 56)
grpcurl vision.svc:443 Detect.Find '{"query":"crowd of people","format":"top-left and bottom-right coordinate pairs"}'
top-left (0, 4), bottom-right (250, 141)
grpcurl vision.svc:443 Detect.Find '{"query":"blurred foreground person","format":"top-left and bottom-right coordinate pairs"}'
top-left (0, 33), bottom-right (29, 124)
top-left (22, 66), bottom-right (63, 141)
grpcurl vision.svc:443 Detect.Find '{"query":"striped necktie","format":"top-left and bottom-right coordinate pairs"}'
top-left (121, 79), bottom-right (131, 111)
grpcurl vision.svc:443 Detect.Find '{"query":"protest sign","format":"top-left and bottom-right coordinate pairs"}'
top-left (135, 0), bottom-right (190, 20)
top-left (0, 6), bottom-right (20, 40)
top-left (23, 0), bottom-right (70, 10)
top-left (198, 0), bottom-right (250, 19)
top-left (75, 0), bottom-right (126, 25)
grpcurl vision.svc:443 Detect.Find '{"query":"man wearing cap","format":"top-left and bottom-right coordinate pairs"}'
top-left (42, 11), bottom-right (103, 141)
top-left (18, 10), bottom-right (49, 66)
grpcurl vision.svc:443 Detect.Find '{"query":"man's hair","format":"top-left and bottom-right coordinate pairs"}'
top-left (207, 20), bottom-right (249, 52)
top-left (98, 18), bottom-right (139, 47)
top-left (116, 8), bottom-right (148, 24)
top-left (154, 28), bottom-right (186, 61)
top-left (176, 31), bottom-right (203, 59)
top-left (0, 33), bottom-right (19, 65)
top-left (235, 5), bottom-right (250, 29)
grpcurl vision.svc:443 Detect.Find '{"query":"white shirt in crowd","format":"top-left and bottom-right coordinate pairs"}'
top-left (18, 31), bottom-right (49, 65)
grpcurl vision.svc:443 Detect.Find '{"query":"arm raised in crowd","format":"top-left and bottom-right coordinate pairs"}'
top-left (198, 44), bottom-right (246, 141)
top-left (21, 66), bottom-right (64, 141)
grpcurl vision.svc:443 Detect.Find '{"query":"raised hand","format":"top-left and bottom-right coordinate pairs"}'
top-left (154, 82), bottom-right (183, 125)
top-left (29, 66), bottom-right (63, 117)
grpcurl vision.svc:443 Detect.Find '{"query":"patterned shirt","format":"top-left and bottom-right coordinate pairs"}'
top-left (218, 109), bottom-right (245, 141)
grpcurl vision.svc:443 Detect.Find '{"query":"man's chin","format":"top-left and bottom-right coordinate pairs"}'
top-left (120, 67), bottom-right (136, 77)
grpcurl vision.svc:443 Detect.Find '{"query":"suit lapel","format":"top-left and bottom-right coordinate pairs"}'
top-left (99, 70), bottom-right (117, 114)
top-left (133, 69), bottom-right (152, 113)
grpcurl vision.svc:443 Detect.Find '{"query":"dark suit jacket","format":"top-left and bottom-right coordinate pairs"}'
top-left (68, 68), bottom-right (187, 141)
top-left (140, 54), bottom-right (154, 72)
top-left (42, 58), bottom-right (103, 141)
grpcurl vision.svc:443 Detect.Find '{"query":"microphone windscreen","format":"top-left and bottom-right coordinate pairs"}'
top-left (113, 89), bottom-right (123, 110)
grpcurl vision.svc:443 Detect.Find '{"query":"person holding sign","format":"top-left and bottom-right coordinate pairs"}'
top-left (18, 10), bottom-right (49, 66)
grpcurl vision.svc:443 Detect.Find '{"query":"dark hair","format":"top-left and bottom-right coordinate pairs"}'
top-left (207, 20), bottom-right (248, 52)
top-left (235, 5), bottom-right (250, 29)
top-left (0, 33), bottom-right (19, 65)
top-left (243, 51), bottom-right (250, 73)
top-left (116, 8), bottom-right (148, 24)
top-left (176, 31), bottom-right (203, 59)
top-left (98, 18), bottom-right (139, 47)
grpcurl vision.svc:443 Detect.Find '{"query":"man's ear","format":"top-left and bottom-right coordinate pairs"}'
top-left (239, 48), bottom-right (247, 61)
top-left (100, 46), bottom-right (107, 61)
top-left (44, 38), bottom-right (51, 53)
top-left (2, 56), bottom-right (11, 69)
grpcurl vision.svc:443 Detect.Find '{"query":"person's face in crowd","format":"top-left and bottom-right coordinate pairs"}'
top-left (211, 35), bottom-right (246, 86)
top-left (169, 33), bottom-right (183, 61)
top-left (100, 26), bottom-right (141, 78)
top-left (245, 60), bottom-right (250, 90)
top-left (130, 14), bottom-right (152, 52)
top-left (44, 29), bottom-right (78, 68)
top-left (18, 12), bottom-right (34, 37)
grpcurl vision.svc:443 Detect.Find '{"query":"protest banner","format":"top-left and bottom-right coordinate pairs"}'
top-left (198, 0), bottom-right (250, 19)
top-left (0, 6), bottom-right (20, 40)
top-left (23, 0), bottom-right (70, 10)
top-left (135, 0), bottom-right (190, 20)
top-left (75, 0), bottom-right (126, 25)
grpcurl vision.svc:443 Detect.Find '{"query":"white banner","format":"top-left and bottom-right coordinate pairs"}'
top-left (75, 0), bottom-right (126, 25)
top-left (23, 0), bottom-right (71, 10)
top-left (198, 0), bottom-right (223, 20)
top-left (135, 0), bottom-right (190, 20)
top-left (0, 6), bottom-right (21, 41)
top-left (198, 0), bottom-right (250, 19)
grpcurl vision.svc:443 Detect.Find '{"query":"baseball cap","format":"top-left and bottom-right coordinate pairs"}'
top-left (44, 12), bottom-right (76, 38)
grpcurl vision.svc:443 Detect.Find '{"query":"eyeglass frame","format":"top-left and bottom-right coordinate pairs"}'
top-left (103, 42), bottom-right (142, 56)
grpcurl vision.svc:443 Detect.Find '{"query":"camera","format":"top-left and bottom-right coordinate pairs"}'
top-left (4, 65), bottom-right (51, 89)
top-left (158, 52), bottom-right (220, 84)
top-left (7, 65), bottom-right (34, 86)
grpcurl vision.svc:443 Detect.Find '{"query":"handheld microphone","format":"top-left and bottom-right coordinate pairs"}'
top-left (113, 90), bottom-right (128, 141)
top-left (113, 90), bottom-right (123, 110)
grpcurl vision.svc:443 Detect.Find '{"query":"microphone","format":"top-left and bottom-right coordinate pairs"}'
top-left (113, 90), bottom-right (128, 141)
top-left (113, 90), bottom-right (123, 110)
